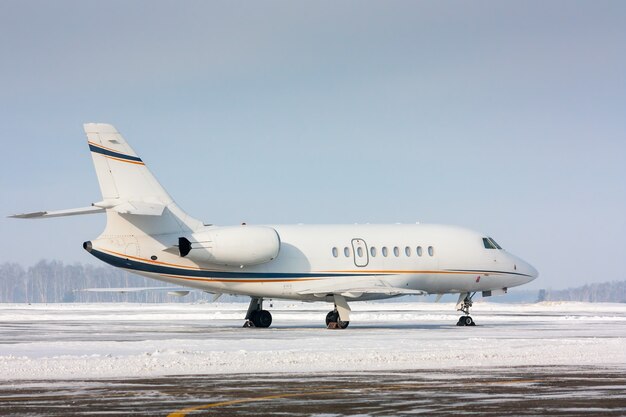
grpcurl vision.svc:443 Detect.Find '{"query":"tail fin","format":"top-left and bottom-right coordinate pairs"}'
top-left (85, 123), bottom-right (170, 204)
top-left (84, 123), bottom-right (202, 235)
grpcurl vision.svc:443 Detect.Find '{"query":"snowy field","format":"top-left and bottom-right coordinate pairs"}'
top-left (1, 301), bottom-right (625, 380)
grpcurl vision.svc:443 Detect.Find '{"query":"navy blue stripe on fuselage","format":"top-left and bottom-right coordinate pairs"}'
top-left (89, 144), bottom-right (143, 163)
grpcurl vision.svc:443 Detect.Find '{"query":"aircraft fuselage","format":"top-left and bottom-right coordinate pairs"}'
top-left (85, 223), bottom-right (537, 302)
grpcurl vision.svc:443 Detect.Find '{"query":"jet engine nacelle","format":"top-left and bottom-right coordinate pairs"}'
top-left (179, 226), bottom-right (280, 267)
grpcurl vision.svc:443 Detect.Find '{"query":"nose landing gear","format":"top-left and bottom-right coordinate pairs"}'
top-left (456, 292), bottom-right (476, 326)
top-left (457, 315), bottom-right (475, 326)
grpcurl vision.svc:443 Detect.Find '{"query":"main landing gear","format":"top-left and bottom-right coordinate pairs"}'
top-left (456, 292), bottom-right (476, 326)
top-left (243, 297), bottom-right (272, 328)
top-left (326, 294), bottom-right (351, 329)
top-left (325, 310), bottom-right (349, 329)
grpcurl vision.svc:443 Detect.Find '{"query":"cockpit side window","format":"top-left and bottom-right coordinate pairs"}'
top-left (483, 237), bottom-right (502, 250)
top-left (489, 238), bottom-right (502, 250)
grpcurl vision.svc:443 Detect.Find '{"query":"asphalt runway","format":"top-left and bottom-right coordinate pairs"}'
top-left (2, 366), bottom-right (625, 416)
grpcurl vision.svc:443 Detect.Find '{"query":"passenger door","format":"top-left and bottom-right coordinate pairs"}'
top-left (351, 238), bottom-right (369, 267)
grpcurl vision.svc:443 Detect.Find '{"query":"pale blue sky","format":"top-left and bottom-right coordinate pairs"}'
top-left (1, 1), bottom-right (625, 290)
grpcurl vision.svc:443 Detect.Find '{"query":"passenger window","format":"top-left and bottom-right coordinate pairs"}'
top-left (370, 246), bottom-right (377, 257)
top-left (405, 246), bottom-right (411, 257)
top-left (428, 246), bottom-right (434, 256)
top-left (357, 247), bottom-right (363, 257)
top-left (416, 246), bottom-right (423, 257)
top-left (393, 247), bottom-right (400, 257)
top-left (382, 247), bottom-right (388, 257)
top-left (344, 247), bottom-right (350, 257)
top-left (332, 247), bottom-right (338, 258)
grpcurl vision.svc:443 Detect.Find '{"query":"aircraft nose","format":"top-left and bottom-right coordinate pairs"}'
top-left (509, 253), bottom-right (538, 283)
top-left (519, 259), bottom-right (539, 282)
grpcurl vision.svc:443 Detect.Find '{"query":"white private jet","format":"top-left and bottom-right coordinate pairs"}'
top-left (11, 123), bottom-right (538, 328)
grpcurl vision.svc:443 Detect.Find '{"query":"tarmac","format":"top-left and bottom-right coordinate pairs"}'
top-left (2, 366), bottom-right (625, 416)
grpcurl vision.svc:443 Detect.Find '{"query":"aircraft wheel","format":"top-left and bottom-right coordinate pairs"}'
top-left (326, 311), bottom-right (348, 329)
top-left (251, 310), bottom-right (272, 328)
top-left (457, 316), bottom-right (474, 326)
top-left (326, 311), bottom-right (339, 326)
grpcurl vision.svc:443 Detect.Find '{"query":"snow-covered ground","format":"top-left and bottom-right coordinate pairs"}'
top-left (0, 301), bottom-right (625, 380)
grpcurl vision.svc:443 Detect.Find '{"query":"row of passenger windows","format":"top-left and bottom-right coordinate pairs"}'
top-left (331, 245), bottom-right (434, 258)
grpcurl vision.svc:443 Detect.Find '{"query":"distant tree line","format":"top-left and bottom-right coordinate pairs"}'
top-left (537, 281), bottom-right (626, 303)
top-left (0, 260), bottom-right (244, 303)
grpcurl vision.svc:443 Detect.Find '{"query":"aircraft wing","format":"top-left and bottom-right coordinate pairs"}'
top-left (77, 287), bottom-right (192, 296)
top-left (337, 288), bottom-right (427, 298)
top-left (297, 282), bottom-right (428, 299)
top-left (77, 287), bottom-right (223, 301)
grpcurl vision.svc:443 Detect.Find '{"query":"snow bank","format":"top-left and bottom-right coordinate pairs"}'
top-left (1, 302), bottom-right (625, 380)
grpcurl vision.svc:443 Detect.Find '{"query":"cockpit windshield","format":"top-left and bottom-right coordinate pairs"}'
top-left (483, 237), bottom-right (503, 250)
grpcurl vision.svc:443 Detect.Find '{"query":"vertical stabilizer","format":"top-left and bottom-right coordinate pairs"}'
top-left (84, 123), bottom-right (202, 236)
top-left (85, 123), bottom-right (171, 203)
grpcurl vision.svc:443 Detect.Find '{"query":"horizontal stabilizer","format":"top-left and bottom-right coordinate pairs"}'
top-left (110, 201), bottom-right (166, 216)
top-left (10, 199), bottom-right (168, 220)
top-left (9, 206), bottom-right (105, 219)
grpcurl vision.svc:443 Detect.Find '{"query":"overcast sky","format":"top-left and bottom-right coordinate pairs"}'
top-left (1, 1), bottom-right (624, 290)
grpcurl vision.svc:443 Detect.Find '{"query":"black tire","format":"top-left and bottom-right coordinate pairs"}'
top-left (251, 310), bottom-right (272, 328)
top-left (463, 316), bottom-right (474, 326)
top-left (250, 311), bottom-right (260, 327)
top-left (256, 310), bottom-right (272, 328)
top-left (326, 311), bottom-right (339, 326)
top-left (337, 320), bottom-right (349, 329)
